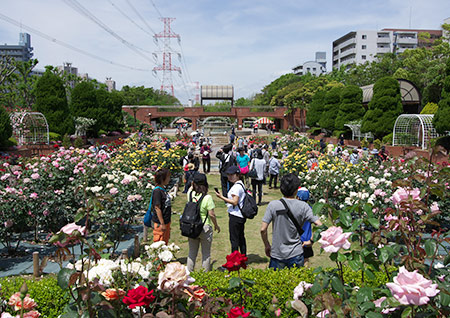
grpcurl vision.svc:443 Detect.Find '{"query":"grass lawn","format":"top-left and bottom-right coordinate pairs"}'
top-left (160, 173), bottom-right (335, 271)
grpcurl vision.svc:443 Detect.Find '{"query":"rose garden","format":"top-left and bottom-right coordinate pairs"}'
top-left (0, 130), bottom-right (448, 318)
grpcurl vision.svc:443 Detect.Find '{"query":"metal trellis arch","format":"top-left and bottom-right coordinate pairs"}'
top-left (9, 112), bottom-right (49, 146)
top-left (392, 114), bottom-right (442, 150)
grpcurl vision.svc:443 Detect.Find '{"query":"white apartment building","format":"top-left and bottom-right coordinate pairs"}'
top-left (292, 52), bottom-right (327, 76)
top-left (332, 28), bottom-right (442, 69)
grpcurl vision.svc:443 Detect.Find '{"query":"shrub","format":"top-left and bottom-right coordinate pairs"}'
top-left (62, 134), bottom-right (71, 148)
top-left (319, 87), bottom-right (342, 132)
top-left (307, 127), bottom-right (322, 136)
top-left (0, 105), bottom-right (12, 146)
top-left (361, 138), bottom-right (369, 149)
top-left (192, 267), bottom-right (391, 316)
top-left (98, 129), bottom-right (107, 135)
top-left (48, 132), bottom-right (61, 141)
top-left (335, 85), bottom-right (365, 130)
top-left (433, 60), bottom-right (450, 133)
top-left (361, 76), bottom-right (403, 139)
top-left (420, 102), bottom-right (438, 114)
top-left (0, 276), bottom-right (70, 318)
top-left (74, 136), bottom-right (84, 148)
top-left (382, 133), bottom-right (393, 145)
top-left (373, 139), bottom-right (381, 150)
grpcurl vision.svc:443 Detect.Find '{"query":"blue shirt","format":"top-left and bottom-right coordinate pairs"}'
top-left (236, 154), bottom-right (250, 168)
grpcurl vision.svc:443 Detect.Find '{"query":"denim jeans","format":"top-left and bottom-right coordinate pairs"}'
top-left (269, 254), bottom-right (304, 270)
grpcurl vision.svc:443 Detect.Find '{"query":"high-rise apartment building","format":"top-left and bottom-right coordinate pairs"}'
top-left (292, 52), bottom-right (327, 76)
top-left (332, 28), bottom-right (442, 69)
top-left (0, 33), bottom-right (34, 62)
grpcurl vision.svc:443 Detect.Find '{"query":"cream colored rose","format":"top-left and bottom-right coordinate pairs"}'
top-left (158, 262), bottom-right (195, 291)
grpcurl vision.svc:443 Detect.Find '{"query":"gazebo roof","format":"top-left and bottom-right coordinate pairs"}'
top-left (361, 79), bottom-right (421, 105)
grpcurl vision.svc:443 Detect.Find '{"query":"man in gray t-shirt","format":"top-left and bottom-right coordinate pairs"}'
top-left (261, 173), bottom-right (322, 269)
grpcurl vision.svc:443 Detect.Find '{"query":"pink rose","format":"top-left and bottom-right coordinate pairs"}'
top-left (430, 202), bottom-right (439, 213)
top-left (158, 262), bottom-right (195, 291)
top-left (30, 193), bottom-right (38, 199)
top-left (23, 311), bottom-right (41, 318)
top-left (391, 187), bottom-right (420, 206)
top-left (386, 266), bottom-right (440, 305)
top-left (110, 187), bottom-right (119, 195)
top-left (293, 281), bottom-right (313, 299)
top-left (373, 297), bottom-right (397, 314)
top-left (318, 226), bottom-right (352, 253)
top-left (316, 309), bottom-right (330, 317)
top-left (4, 220), bottom-right (13, 228)
top-left (60, 223), bottom-right (86, 236)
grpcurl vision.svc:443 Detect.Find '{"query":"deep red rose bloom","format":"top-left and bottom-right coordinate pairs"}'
top-left (122, 286), bottom-right (155, 309)
top-left (222, 251), bottom-right (248, 272)
top-left (227, 306), bottom-right (250, 318)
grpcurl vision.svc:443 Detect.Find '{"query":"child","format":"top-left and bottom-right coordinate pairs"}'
top-left (297, 187), bottom-right (314, 267)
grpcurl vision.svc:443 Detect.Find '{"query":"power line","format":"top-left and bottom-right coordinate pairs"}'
top-left (63, 0), bottom-right (155, 61)
top-left (0, 12), bottom-right (150, 72)
top-left (106, 0), bottom-right (155, 37)
top-left (126, 0), bottom-right (158, 36)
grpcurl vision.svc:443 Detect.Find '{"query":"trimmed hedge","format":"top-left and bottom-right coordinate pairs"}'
top-left (0, 276), bottom-right (70, 318)
top-left (192, 266), bottom-right (391, 316)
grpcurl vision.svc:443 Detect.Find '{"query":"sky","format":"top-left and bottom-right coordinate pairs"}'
top-left (1, 0), bottom-right (450, 104)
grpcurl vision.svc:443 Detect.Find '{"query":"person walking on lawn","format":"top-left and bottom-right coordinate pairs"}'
top-left (152, 168), bottom-right (172, 244)
top-left (268, 152), bottom-right (281, 189)
top-left (186, 173), bottom-right (220, 272)
top-left (260, 173), bottom-right (322, 269)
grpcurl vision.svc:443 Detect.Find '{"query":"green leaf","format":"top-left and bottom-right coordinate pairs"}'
top-left (348, 260), bottom-right (362, 271)
top-left (364, 203), bottom-right (374, 218)
top-left (425, 239), bottom-right (437, 257)
top-left (350, 219), bottom-right (363, 231)
top-left (49, 232), bottom-right (66, 244)
top-left (57, 268), bottom-right (76, 290)
top-left (337, 252), bottom-right (347, 262)
top-left (329, 252), bottom-right (338, 262)
top-left (310, 281), bottom-right (322, 295)
top-left (312, 202), bottom-right (324, 216)
top-left (445, 254), bottom-right (450, 266)
top-left (366, 312), bottom-right (383, 318)
top-left (440, 291), bottom-right (450, 307)
top-left (339, 210), bottom-right (352, 228)
top-left (359, 301), bottom-right (375, 312)
top-left (356, 287), bottom-right (373, 304)
top-left (365, 268), bottom-right (376, 280)
top-left (331, 276), bottom-right (345, 294)
top-left (401, 306), bottom-right (412, 318)
top-left (378, 246), bottom-right (392, 263)
top-left (367, 218), bottom-right (380, 229)
top-left (74, 211), bottom-right (85, 222)
top-left (228, 277), bottom-right (242, 289)
top-left (243, 279), bottom-right (255, 287)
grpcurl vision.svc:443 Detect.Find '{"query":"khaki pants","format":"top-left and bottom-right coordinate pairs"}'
top-left (187, 224), bottom-right (213, 272)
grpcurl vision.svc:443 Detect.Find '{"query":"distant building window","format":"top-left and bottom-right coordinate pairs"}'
top-left (313, 68), bottom-right (316, 71)
top-left (362, 45), bottom-right (367, 49)
top-left (307, 68), bottom-right (311, 71)
top-left (362, 55), bottom-right (367, 60)
top-left (362, 35), bottom-right (367, 39)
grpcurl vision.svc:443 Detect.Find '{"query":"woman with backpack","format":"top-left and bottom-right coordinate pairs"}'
top-left (186, 173), bottom-right (221, 272)
top-left (249, 149), bottom-right (266, 206)
top-left (215, 166), bottom-right (247, 255)
top-left (151, 168), bottom-right (172, 244)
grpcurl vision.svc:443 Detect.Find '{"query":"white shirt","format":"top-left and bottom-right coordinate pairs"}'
top-left (227, 180), bottom-right (245, 218)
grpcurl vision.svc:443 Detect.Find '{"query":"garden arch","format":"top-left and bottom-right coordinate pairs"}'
top-left (344, 122), bottom-right (373, 140)
top-left (9, 112), bottom-right (49, 146)
top-left (392, 114), bottom-right (442, 150)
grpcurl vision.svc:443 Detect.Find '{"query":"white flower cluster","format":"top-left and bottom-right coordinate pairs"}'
top-left (145, 241), bottom-right (180, 262)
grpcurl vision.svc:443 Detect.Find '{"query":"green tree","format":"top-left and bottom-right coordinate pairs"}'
top-left (433, 60), bottom-right (450, 133)
top-left (319, 87), bottom-right (342, 132)
top-left (95, 89), bottom-right (124, 132)
top-left (33, 68), bottom-right (73, 135)
top-left (254, 73), bottom-right (301, 105)
top-left (70, 81), bottom-right (98, 119)
top-left (306, 89), bottom-right (326, 127)
top-left (361, 76), bottom-right (403, 139)
top-left (335, 85), bottom-right (365, 130)
top-left (0, 105), bottom-right (12, 146)
top-left (235, 97), bottom-right (253, 106)
top-left (119, 85), bottom-right (180, 105)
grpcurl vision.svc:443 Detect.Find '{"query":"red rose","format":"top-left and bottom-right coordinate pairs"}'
top-left (227, 306), bottom-right (250, 318)
top-left (222, 251), bottom-right (248, 272)
top-left (122, 286), bottom-right (155, 309)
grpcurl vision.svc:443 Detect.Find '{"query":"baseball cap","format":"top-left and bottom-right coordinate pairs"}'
top-left (297, 187), bottom-right (310, 201)
top-left (225, 165), bottom-right (240, 175)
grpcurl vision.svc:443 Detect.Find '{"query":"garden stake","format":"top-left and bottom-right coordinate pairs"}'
top-left (33, 251), bottom-right (39, 278)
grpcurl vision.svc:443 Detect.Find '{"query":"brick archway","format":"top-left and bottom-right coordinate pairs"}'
top-left (122, 106), bottom-right (304, 131)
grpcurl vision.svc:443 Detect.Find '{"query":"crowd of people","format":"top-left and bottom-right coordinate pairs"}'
top-left (319, 138), bottom-right (389, 164)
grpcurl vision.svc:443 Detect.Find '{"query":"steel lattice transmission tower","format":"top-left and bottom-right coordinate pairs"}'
top-left (153, 18), bottom-right (181, 97)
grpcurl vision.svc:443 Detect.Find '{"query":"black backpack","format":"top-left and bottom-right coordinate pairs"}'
top-left (236, 183), bottom-right (258, 219)
top-left (180, 192), bottom-right (207, 238)
top-left (219, 153), bottom-right (237, 176)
